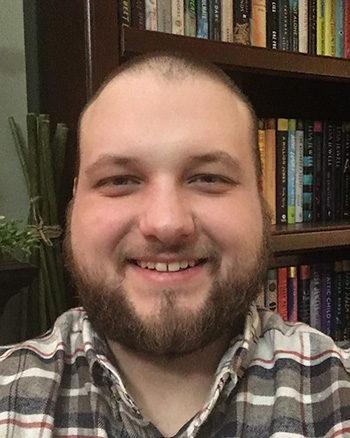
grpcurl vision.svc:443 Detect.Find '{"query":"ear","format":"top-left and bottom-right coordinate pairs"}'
top-left (258, 176), bottom-right (264, 194)
top-left (73, 177), bottom-right (78, 197)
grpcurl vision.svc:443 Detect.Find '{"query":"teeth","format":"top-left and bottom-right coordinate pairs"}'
top-left (136, 260), bottom-right (199, 271)
top-left (189, 260), bottom-right (196, 267)
top-left (168, 262), bottom-right (180, 272)
top-left (155, 262), bottom-right (167, 272)
top-left (180, 261), bottom-right (189, 269)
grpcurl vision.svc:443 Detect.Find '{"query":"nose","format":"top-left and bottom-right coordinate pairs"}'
top-left (139, 185), bottom-right (195, 244)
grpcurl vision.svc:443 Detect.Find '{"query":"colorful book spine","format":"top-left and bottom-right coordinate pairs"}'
top-left (221, 0), bottom-right (234, 42)
top-left (322, 122), bottom-right (334, 221)
top-left (158, 0), bottom-right (172, 33)
top-left (316, 0), bottom-right (325, 55)
top-left (324, 0), bottom-right (336, 56)
top-left (185, 0), bottom-right (196, 36)
top-left (288, 119), bottom-right (296, 224)
top-left (298, 264), bottom-right (310, 325)
top-left (333, 261), bottom-right (343, 341)
top-left (251, 0), bottom-right (267, 47)
top-left (278, 0), bottom-right (290, 50)
top-left (287, 266), bottom-right (298, 322)
top-left (258, 118), bottom-right (266, 181)
top-left (131, 0), bottom-right (146, 29)
top-left (266, 0), bottom-right (279, 49)
top-left (265, 118), bottom-right (277, 224)
top-left (320, 263), bottom-right (332, 337)
top-left (345, 0), bottom-right (350, 58)
top-left (342, 122), bottom-right (350, 219)
top-left (295, 119), bottom-right (304, 223)
top-left (172, 0), bottom-right (185, 34)
top-left (146, 0), bottom-right (157, 30)
top-left (308, 0), bottom-right (317, 54)
top-left (303, 120), bottom-right (314, 222)
top-left (197, 0), bottom-right (209, 38)
top-left (265, 268), bottom-right (278, 312)
top-left (233, 0), bottom-right (250, 44)
top-left (277, 118), bottom-right (288, 224)
top-left (119, 0), bottom-right (132, 26)
top-left (209, 0), bottom-right (221, 40)
top-left (335, 0), bottom-right (344, 57)
top-left (289, 0), bottom-right (299, 51)
top-left (334, 123), bottom-right (343, 220)
top-left (277, 267), bottom-right (288, 320)
top-left (298, 0), bottom-right (308, 53)
top-left (343, 260), bottom-right (350, 341)
top-left (310, 264), bottom-right (322, 331)
top-left (313, 121), bottom-right (323, 222)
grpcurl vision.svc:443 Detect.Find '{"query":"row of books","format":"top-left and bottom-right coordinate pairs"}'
top-left (119, 1), bottom-right (350, 59)
top-left (260, 118), bottom-right (350, 225)
top-left (257, 261), bottom-right (350, 342)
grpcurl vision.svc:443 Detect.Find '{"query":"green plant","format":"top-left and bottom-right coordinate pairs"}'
top-left (0, 215), bottom-right (39, 260)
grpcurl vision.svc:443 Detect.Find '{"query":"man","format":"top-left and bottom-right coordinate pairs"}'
top-left (0, 52), bottom-right (349, 438)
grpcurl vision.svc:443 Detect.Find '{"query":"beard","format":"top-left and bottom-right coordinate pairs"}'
top-left (64, 198), bottom-right (272, 358)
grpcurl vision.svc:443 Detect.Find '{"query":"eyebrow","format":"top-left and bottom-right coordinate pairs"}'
top-left (85, 154), bottom-right (141, 177)
top-left (187, 152), bottom-right (241, 173)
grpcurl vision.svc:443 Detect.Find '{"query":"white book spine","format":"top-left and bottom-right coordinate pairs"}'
top-left (295, 128), bottom-right (304, 223)
top-left (221, 0), bottom-right (233, 42)
top-left (146, 0), bottom-right (158, 31)
top-left (158, 0), bottom-right (172, 33)
top-left (299, 0), bottom-right (308, 53)
top-left (172, 0), bottom-right (185, 35)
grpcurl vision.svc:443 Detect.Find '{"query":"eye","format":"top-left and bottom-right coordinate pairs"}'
top-left (97, 175), bottom-right (141, 196)
top-left (188, 174), bottom-right (236, 193)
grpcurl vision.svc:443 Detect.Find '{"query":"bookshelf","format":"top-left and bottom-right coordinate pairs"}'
top-left (30, 0), bottom-right (350, 268)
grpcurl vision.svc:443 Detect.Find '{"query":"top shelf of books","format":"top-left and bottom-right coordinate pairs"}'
top-left (121, 27), bottom-right (350, 82)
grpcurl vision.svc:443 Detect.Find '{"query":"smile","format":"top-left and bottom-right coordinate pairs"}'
top-left (131, 259), bottom-right (207, 272)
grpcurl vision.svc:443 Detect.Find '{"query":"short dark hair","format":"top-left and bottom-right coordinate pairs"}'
top-left (77, 51), bottom-right (261, 182)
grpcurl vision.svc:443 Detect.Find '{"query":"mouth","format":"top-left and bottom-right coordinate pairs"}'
top-left (128, 258), bottom-right (208, 272)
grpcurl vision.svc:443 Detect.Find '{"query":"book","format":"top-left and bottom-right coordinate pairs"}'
top-left (288, 118), bottom-right (296, 224)
top-left (308, 0), bottom-right (317, 54)
top-left (320, 263), bottom-right (332, 337)
top-left (265, 268), bottom-right (278, 312)
top-left (289, 0), bottom-right (299, 51)
top-left (295, 119), bottom-right (304, 223)
top-left (197, 0), bottom-right (209, 38)
top-left (119, 0), bottom-right (132, 26)
top-left (251, 0), bottom-right (267, 47)
top-left (335, 0), bottom-right (344, 58)
top-left (345, 0), bottom-right (350, 58)
top-left (233, 0), bottom-right (250, 45)
top-left (342, 122), bottom-right (350, 219)
top-left (287, 266), bottom-right (298, 322)
top-left (265, 118), bottom-right (277, 224)
top-left (172, 0), bottom-right (185, 34)
top-left (333, 261), bottom-right (343, 341)
top-left (131, 0), bottom-right (146, 29)
top-left (185, 0), bottom-right (196, 36)
top-left (276, 118), bottom-right (288, 224)
top-left (310, 264), bottom-right (322, 331)
top-left (278, 0), bottom-right (290, 50)
top-left (158, 0), bottom-right (171, 33)
top-left (316, 0), bottom-right (325, 55)
top-left (298, 0), bottom-right (308, 53)
top-left (298, 264), bottom-right (310, 325)
top-left (209, 0), bottom-right (221, 40)
top-left (313, 121), bottom-right (323, 222)
top-left (324, 0), bottom-right (336, 56)
top-left (277, 267), bottom-right (288, 320)
top-left (333, 123), bottom-right (343, 220)
top-left (322, 121), bottom-right (334, 221)
top-left (343, 260), bottom-right (350, 341)
top-left (303, 120), bottom-right (314, 222)
top-left (258, 118), bottom-right (266, 181)
top-left (221, 0), bottom-right (234, 42)
top-left (266, 0), bottom-right (278, 49)
top-left (146, 0), bottom-right (157, 30)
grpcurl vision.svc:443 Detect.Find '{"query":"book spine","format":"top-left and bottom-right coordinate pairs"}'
top-left (295, 119), bottom-right (304, 223)
top-left (146, 0), bottom-right (158, 30)
top-left (287, 266), bottom-right (298, 322)
top-left (335, 0), bottom-right (344, 58)
top-left (277, 119), bottom-right (288, 224)
top-left (303, 120), bottom-right (314, 222)
top-left (333, 260), bottom-right (343, 342)
top-left (288, 118), bottom-right (296, 224)
top-left (258, 118), bottom-right (266, 180)
top-left (345, 0), bottom-right (350, 58)
top-left (310, 264), bottom-right (322, 331)
top-left (265, 268), bottom-right (278, 312)
top-left (342, 122), bottom-right (350, 219)
top-left (324, 0), bottom-right (336, 56)
top-left (277, 267), bottom-right (288, 320)
top-left (322, 121), bottom-right (334, 221)
top-left (316, 0), bottom-right (325, 55)
top-left (298, 0), bottom-right (308, 53)
top-left (131, 0), bottom-right (146, 29)
top-left (158, 0), bottom-right (172, 33)
top-left (343, 260), bottom-right (350, 341)
top-left (278, 0), bottom-right (290, 50)
top-left (233, 0), bottom-right (250, 44)
top-left (290, 0), bottom-right (299, 51)
top-left (172, 0), bottom-right (185, 34)
top-left (197, 0), bottom-right (209, 38)
top-left (334, 123), bottom-right (343, 220)
top-left (308, 0), bottom-right (317, 54)
top-left (265, 118), bottom-right (277, 224)
top-left (298, 264), bottom-right (311, 324)
top-left (266, 0), bottom-right (279, 49)
top-left (221, 0), bottom-right (234, 42)
top-left (313, 121), bottom-right (323, 222)
top-left (320, 263), bottom-right (332, 337)
top-left (209, 0), bottom-right (221, 40)
top-left (251, 0), bottom-right (267, 47)
top-left (119, 0), bottom-right (132, 26)
top-left (185, 0), bottom-right (197, 36)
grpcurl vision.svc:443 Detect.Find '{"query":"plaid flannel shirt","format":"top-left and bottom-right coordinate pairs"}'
top-left (0, 305), bottom-right (349, 438)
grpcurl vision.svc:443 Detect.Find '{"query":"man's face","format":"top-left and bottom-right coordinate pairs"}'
top-left (66, 71), bottom-right (270, 356)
